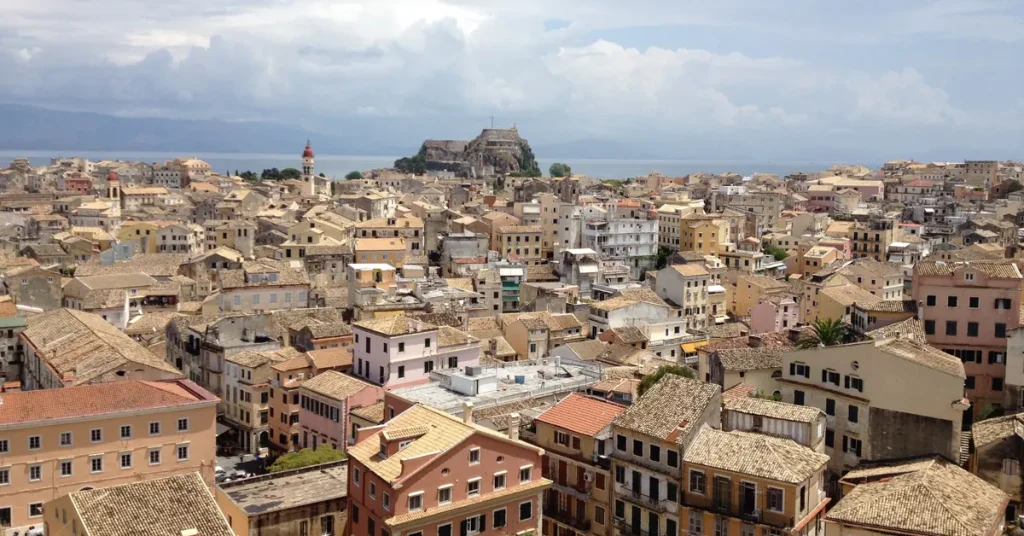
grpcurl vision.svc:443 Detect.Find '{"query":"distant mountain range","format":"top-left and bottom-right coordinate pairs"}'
top-left (0, 103), bottom-right (666, 160)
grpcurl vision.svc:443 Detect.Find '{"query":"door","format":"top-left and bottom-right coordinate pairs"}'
top-left (558, 460), bottom-right (568, 486)
top-left (631, 506), bottom-right (641, 535)
top-left (648, 513), bottom-right (659, 536)
top-left (741, 482), bottom-right (757, 515)
top-left (632, 470), bottom-right (641, 493)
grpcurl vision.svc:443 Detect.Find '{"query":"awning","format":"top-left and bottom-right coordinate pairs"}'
top-left (682, 341), bottom-right (708, 354)
top-left (216, 423), bottom-right (232, 436)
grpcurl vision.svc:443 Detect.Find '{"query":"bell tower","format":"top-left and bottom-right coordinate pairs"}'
top-left (301, 140), bottom-right (315, 196)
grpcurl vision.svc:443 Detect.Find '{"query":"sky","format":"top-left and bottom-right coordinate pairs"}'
top-left (1, 0), bottom-right (1022, 160)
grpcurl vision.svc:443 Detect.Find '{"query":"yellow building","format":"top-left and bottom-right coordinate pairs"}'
top-left (681, 426), bottom-right (831, 536)
top-left (354, 216), bottom-right (425, 255)
top-left (680, 217), bottom-right (729, 255)
top-left (817, 284), bottom-right (878, 323)
top-left (118, 220), bottom-right (162, 253)
top-left (354, 237), bottom-right (407, 268)
top-left (533, 393), bottom-right (625, 536)
top-left (729, 274), bottom-right (789, 317)
top-left (498, 225), bottom-right (544, 265)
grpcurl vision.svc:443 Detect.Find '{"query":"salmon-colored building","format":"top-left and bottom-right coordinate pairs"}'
top-left (913, 260), bottom-right (1023, 417)
top-left (0, 379), bottom-right (218, 531)
top-left (347, 403), bottom-right (551, 536)
top-left (298, 370), bottom-right (383, 451)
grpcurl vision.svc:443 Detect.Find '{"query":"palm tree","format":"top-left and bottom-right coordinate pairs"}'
top-left (796, 318), bottom-right (849, 349)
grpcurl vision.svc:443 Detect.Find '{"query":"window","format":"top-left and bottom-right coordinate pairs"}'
top-left (825, 429), bottom-right (834, 448)
top-left (946, 321), bottom-right (957, 336)
top-left (790, 362), bottom-right (810, 378)
top-left (926, 295), bottom-right (936, 306)
top-left (353, 467), bottom-right (360, 486)
top-left (990, 351), bottom-right (1006, 364)
top-left (715, 516), bottom-right (729, 536)
top-left (120, 452), bottom-right (132, 468)
top-left (1003, 458), bottom-right (1021, 476)
top-left (616, 434), bottom-right (626, 451)
top-left (29, 435), bottom-right (40, 450)
top-left (90, 456), bottom-right (103, 473)
top-left (689, 470), bottom-right (706, 494)
top-left (398, 342), bottom-right (405, 352)
top-left (849, 405), bottom-right (859, 423)
top-left (494, 472), bottom-right (506, 490)
top-left (494, 508), bottom-right (507, 529)
top-left (615, 466), bottom-right (625, 483)
top-left (120, 425), bottom-right (132, 439)
top-left (519, 466), bottom-right (532, 483)
top-left (469, 447), bottom-right (480, 464)
top-left (947, 296), bottom-right (957, 307)
top-left (382, 492), bottom-right (390, 511)
top-left (925, 320), bottom-right (935, 335)
top-left (149, 448), bottom-right (161, 465)
top-left (60, 432), bottom-right (72, 446)
top-left (177, 444), bottom-right (189, 461)
top-left (150, 422), bottom-right (161, 435)
top-left (966, 376), bottom-right (976, 389)
top-left (518, 501), bottom-right (533, 521)
top-left (467, 478), bottom-right (481, 497)
top-left (177, 418), bottom-right (189, 432)
top-left (794, 390), bottom-right (805, 405)
top-left (667, 450), bottom-right (679, 468)
top-left (994, 378), bottom-right (1004, 391)
top-left (689, 510), bottom-right (703, 534)
top-left (967, 322), bottom-right (979, 337)
top-left (29, 503), bottom-right (42, 518)
top-left (766, 488), bottom-right (784, 512)
top-left (91, 429), bottom-right (102, 442)
top-left (369, 482), bottom-right (376, 499)
top-left (969, 296), bottom-right (980, 308)
top-left (825, 399), bottom-right (835, 416)
top-left (649, 444), bottom-right (661, 462)
top-left (29, 464), bottom-right (41, 481)
top-left (60, 460), bottom-right (72, 476)
top-left (408, 492), bottom-right (423, 511)
top-left (997, 323), bottom-right (1007, 338)
top-left (632, 439), bottom-right (643, 456)
top-left (0, 440), bottom-right (6, 454)
top-left (424, 338), bottom-right (431, 348)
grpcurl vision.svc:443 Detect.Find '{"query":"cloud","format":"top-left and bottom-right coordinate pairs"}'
top-left (0, 0), bottom-right (1020, 158)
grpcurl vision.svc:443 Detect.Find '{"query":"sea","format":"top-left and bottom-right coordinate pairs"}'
top-left (0, 150), bottom-right (854, 179)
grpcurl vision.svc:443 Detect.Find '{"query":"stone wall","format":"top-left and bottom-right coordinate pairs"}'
top-left (868, 406), bottom-right (958, 463)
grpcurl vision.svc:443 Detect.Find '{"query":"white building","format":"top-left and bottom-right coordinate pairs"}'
top-left (580, 204), bottom-right (658, 278)
top-left (156, 223), bottom-right (204, 254)
top-left (653, 264), bottom-right (710, 331)
top-left (351, 316), bottom-right (481, 389)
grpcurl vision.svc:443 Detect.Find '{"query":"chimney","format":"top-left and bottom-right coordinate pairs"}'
top-left (508, 413), bottom-right (521, 441)
top-left (747, 334), bottom-right (762, 348)
top-left (463, 402), bottom-right (474, 425)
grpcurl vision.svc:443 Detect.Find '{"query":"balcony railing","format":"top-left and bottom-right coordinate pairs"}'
top-left (683, 494), bottom-right (795, 529)
top-left (621, 489), bottom-right (674, 514)
top-left (610, 450), bottom-right (679, 477)
top-left (614, 519), bottom-right (668, 536)
top-left (551, 480), bottom-right (592, 500)
top-left (544, 507), bottom-right (591, 532)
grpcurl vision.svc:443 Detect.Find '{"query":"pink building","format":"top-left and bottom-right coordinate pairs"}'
top-left (352, 316), bottom-right (481, 389)
top-left (749, 295), bottom-right (800, 334)
top-left (817, 236), bottom-right (851, 259)
top-left (913, 260), bottom-right (1023, 418)
top-left (347, 403), bottom-right (550, 536)
top-left (298, 370), bottom-right (383, 451)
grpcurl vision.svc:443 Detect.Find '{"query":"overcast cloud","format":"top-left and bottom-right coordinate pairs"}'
top-left (0, 0), bottom-right (1021, 159)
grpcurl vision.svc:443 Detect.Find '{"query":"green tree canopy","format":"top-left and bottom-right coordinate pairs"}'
top-left (279, 168), bottom-right (302, 180)
top-left (549, 162), bottom-right (572, 177)
top-left (763, 245), bottom-right (789, 261)
top-left (345, 171), bottom-right (364, 180)
top-left (268, 446), bottom-right (346, 473)
top-left (796, 318), bottom-right (850, 349)
top-left (638, 365), bottom-right (696, 397)
top-left (260, 168), bottom-right (281, 181)
top-left (655, 246), bottom-right (673, 270)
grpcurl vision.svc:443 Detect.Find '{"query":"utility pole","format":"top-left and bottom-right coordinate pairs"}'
top-left (489, 115), bottom-right (494, 128)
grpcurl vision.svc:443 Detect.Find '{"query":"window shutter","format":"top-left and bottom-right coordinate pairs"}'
top-left (790, 363), bottom-right (796, 376)
top-left (995, 298), bottom-right (1000, 309)
top-left (855, 442), bottom-right (862, 457)
top-left (804, 367), bottom-right (810, 379)
top-left (479, 514), bottom-right (486, 532)
top-left (857, 381), bottom-right (863, 393)
top-left (842, 436), bottom-right (848, 452)
top-left (572, 436), bottom-right (581, 450)
top-left (821, 370), bottom-right (828, 383)
top-left (844, 376), bottom-right (850, 389)
top-left (460, 520), bottom-right (468, 536)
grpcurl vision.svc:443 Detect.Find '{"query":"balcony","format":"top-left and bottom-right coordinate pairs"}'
top-left (614, 519), bottom-right (668, 536)
top-left (620, 488), bottom-right (674, 514)
top-left (551, 479), bottom-right (593, 500)
top-left (684, 494), bottom-right (794, 529)
top-left (544, 507), bottom-right (591, 532)
top-left (610, 450), bottom-right (679, 477)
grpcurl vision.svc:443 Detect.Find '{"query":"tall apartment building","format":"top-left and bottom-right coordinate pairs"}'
top-left (581, 206), bottom-right (658, 278)
top-left (849, 219), bottom-right (894, 262)
top-left (721, 191), bottom-right (786, 237)
top-left (965, 160), bottom-right (998, 189)
top-left (778, 339), bottom-right (969, 476)
top-left (0, 379), bottom-right (217, 530)
top-left (352, 316), bottom-right (481, 389)
top-left (532, 393), bottom-right (625, 536)
top-left (347, 403), bottom-right (550, 536)
top-left (680, 216), bottom-right (730, 256)
top-left (913, 260), bottom-right (1022, 415)
top-left (498, 225), bottom-right (544, 265)
top-left (653, 264), bottom-right (711, 332)
top-left (297, 370), bottom-right (383, 451)
top-left (611, 376), bottom-right (721, 536)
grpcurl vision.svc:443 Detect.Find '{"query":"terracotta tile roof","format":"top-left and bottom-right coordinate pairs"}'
top-left (23, 308), bottom-right (182, 383)
top-left (498, 225), bottom-right (542, 233)
top-left (820, 284), bottom-right (880, 307)
top-left (723, 395), bottom-right (823, 423)
top-left (971, 413), bottom-right (1024, 448)
top-left (560, 340), bottom-right (609, 361)
top-left (0, 379), bottom-right (215, 425)
top-left (445, 278), bottom-right (475, 292)
top-left (828, 457), bottom-right (1007, 536)
top-left (617, 288), bottom-right (670, 307)
top-left (226, 349), bottom-right (293, 369)
top-left (685, 425), bottom-right (829, 484)
top-left (613, 376), bottom-right (719, 444)
top-left (875, 338), bottom-right (965, 378)
top-left (915, 260), bottom-right (1022, 279)
top-left (721, 383), bottom-right (757, 399)
top-left (71, 472), bottom-right (232, 536)
top-left (350, 401), bottom-right (386, 424)
top-left (535, 393), bottom-right (626, 437)
top-left (437, 326), bottom-right (477, 347)
top-left (866, 317), bottom-right (925, 340)
top-left (590, 296), bottom-right (639, 312)
top-left (354, 315), bottom-right (437, 336)
top-left (300, 370), bottom-right (376, 401)
top-left (608, 326), bottom-right (648, 344)
top-left (671, 264), bottom-right (710, 277)
top-left (349, 404), bottom-right (542, 485)
top-left (715, 347), bottom-right (786, 371)
top-left (857, 299), bottom-right (917, 313)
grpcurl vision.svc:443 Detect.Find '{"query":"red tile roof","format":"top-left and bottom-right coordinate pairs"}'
top-left (0, 379), bottom-right (216, 426)
top-left (535, 392), bottom-right (626, 437)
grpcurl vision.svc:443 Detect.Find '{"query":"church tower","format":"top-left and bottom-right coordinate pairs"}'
top-left (107, 170), bottom-right (120, 203)
top-left (301, 141), bottom-right (315, 197)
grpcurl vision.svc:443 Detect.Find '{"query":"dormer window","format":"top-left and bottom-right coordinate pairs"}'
top-left (379, 443), bottom-right (388, 458)
top-left (965, 272), bottom-right (975, 281)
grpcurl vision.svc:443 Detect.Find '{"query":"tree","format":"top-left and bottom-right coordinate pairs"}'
top-left (395, 144), bottom-right (428, 174)
top-left (345, 171), bottom-right (364, 180)
top-left (796, 318), bottom-right (849, 349)
top-left (655, 246), bottom-right (673, 270)
top-left (279, 168), bottom-right (302, 180)
top-left (763, 245), bottom-right (789, 261)
top-left (638, 365), bottom-right (696, 397)
top-left (1005, 180), bottom-right (1023, 195)
top-left (268, 446), bottom-right (346, 473)
top-left (238, 170), bottom-right (257, 182)
top-left (260, 168), bottom-right (281, 181)
top-left (979, 403), bottom-right (1005, 420)
top-left (549, 162), bottom-right (572, 177)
